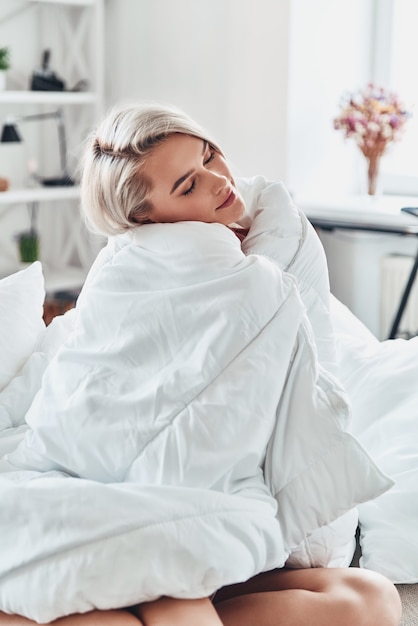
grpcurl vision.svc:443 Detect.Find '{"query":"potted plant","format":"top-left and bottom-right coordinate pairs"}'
top-left (16, 202), bottom-right (40, 264)
top-left (18, 231), bottom-right (39, 263)
top-left (0, 47), bottom-right (10, 90)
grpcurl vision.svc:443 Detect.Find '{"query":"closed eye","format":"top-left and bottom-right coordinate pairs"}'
top-left (182, 145), bottom-right (216, 196)
top-left (183, 180), bottom-right (195, 196)
top-left (183, 148), bottom-right (215, 195)
top-left (204, 148), bottom-right (215, 165)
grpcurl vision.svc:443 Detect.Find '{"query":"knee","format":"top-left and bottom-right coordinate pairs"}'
top-left (332, 569), bottom-right (402, 626)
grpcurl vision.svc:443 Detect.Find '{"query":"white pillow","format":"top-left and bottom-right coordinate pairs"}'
top-left (0, 308), bottom-right (76, 435)
top-left (0, 262), bottom-right (46, 393)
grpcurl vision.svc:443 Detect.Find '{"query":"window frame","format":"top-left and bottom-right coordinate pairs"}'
top-left (372, 0), bottom-right (418, 195)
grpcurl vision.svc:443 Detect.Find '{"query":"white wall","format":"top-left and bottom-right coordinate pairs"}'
top-left (287, 0), bottom-right (375, 198)
top-left (104, 0), bottom-right (376, 195)
top-left (104, 0), bottom-right (291, 181)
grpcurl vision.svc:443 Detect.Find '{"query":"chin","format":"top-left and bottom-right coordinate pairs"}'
top-left (234, 197), bottom-right (246, 220)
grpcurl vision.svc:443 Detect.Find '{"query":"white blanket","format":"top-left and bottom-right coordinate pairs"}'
top-left (0, 177), bottom-right (391, 623)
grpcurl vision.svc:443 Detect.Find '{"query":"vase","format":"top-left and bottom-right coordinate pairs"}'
top-left (367, 155), bottom-right (381, 196)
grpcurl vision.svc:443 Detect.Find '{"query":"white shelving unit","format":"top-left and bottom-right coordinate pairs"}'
top-left (0, 0), bottom-right (104, 294)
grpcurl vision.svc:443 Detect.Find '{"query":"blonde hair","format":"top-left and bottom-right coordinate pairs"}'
top-left (80, 103), bottom-right (223, 237)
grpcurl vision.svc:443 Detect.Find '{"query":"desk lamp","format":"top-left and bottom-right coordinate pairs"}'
top-left (0, 108), bottom-right (74, 186)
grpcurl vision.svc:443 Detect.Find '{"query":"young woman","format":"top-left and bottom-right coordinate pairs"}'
top-left (0, 104), bottom-right (402, 626)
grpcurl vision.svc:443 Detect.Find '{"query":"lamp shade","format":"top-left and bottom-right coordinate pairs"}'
top-left (0, 123), bottom-right (21, 143)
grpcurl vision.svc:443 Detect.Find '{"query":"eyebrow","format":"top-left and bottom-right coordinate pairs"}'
top-left (170, 140), bottom-right (208, 194)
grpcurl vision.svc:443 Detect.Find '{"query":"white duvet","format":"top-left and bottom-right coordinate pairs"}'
top-left (0, 177), bottom-right (391, 623)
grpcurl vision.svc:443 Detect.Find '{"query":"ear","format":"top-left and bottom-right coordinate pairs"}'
top-left (130, 201), bottom-right (154, 225)
top-left (131, 213), bottom-right (154, 225)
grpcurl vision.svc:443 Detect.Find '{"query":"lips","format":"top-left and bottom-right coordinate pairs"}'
top-left (216, 189), bottom-right (236, 210)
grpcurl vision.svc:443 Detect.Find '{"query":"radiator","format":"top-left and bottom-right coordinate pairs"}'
top-left (380, 255), bottom-right (418, 338)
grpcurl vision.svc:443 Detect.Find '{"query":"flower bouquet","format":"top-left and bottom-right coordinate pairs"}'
top-left (333, 84), bottom-right (410, 194)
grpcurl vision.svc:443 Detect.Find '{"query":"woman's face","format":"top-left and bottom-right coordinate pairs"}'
top-left (143, 133), bottom-right (245, 225)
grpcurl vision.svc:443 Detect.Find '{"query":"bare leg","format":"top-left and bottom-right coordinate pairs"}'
top-left (0, 597), bottom-right (222, 626)
top-left (0, 609), bottom-right (142, 625)
top-left (132, 596), bottom-right (223, 626)
top-left (0, 568), bottom-right (401, 626)
top-left (214, 567), bottom-right (402, 626)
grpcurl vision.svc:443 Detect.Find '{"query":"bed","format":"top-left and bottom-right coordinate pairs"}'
top-left (1, 178), bottom-right (417, 623)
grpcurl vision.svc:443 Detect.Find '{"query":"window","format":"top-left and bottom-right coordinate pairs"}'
top-left (373, 0), bottom-right (418, 194)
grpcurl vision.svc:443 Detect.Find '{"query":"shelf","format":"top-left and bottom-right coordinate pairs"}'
top-left (0, 91), bottom-right (97, 105)
top-left (28, 0), bottom-right (95, 6)
top-left (0, 186), bottom-right (80, 204)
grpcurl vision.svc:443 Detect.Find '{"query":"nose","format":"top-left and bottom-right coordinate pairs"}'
top-left (209, 170), bottom-right (228, 195)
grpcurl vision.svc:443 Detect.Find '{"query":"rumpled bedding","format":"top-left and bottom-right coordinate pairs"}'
top-left (0, 177), bottom-right (391, 623)
top-left (331, 296), bottom-right (418, 583)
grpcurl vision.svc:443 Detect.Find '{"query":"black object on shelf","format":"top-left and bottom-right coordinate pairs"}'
top-left (41, 176), bottom-right (74, 187)
top-left (0, 109), bottom-right (74, 186)
top-left (30, 49), bottom-right (65, 92)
